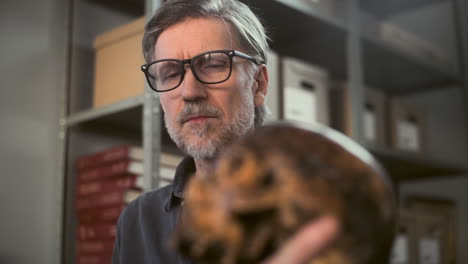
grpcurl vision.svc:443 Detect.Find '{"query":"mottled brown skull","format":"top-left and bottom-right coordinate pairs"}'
top-left (171, 122), bottom-right (396, 264)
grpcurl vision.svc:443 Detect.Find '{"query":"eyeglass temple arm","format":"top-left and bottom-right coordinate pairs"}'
top-left (232, 50), bottom-right (264, 65)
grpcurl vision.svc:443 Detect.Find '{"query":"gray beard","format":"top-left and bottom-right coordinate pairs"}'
top-left (165, 97), bottom-right (255, 160)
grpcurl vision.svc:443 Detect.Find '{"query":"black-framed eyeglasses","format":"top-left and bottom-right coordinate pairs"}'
top-left (141, 50), bottom-right (263, 92)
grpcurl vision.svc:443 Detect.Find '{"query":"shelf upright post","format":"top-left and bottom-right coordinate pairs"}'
top-left (453, 0), bottom-right (468, 167)
top-left (347, 0), bottom-right (403, 195)
top-left (57, 0), bottom-right (73, 263)
top-left (143, 0), bottom-right (164, 191)
top-left (347, 0), bottom-right (365, 143)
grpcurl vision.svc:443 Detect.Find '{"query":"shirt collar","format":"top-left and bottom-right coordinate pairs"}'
top-left (164, 156), bottom-right (196, 212)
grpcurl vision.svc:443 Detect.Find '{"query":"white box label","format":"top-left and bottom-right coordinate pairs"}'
top-left (390, 234), bottom-right (409, 264)
top-left (419, 238), bottom-right (440, 264)
top-left (363, 109), bottom-right (377, 142)
top-left (397, 120), bottom-right (420, 151)
top-left (285, 86), bottom-right (317, 125)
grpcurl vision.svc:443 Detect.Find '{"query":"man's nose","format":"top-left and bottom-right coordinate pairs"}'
top-left (180, 66), bottom-right (208, 101)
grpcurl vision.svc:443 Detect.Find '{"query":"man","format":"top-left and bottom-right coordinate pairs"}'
top-left (112, 0), bottom-right (338, 263)
top-left (113, 0), bottom-right (269, 263)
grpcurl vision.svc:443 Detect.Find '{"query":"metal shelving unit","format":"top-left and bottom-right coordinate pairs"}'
top-left (360, 0), bottom-right (446, 18)
top-left (366, 144), bottom-right (468, 181)
top-left (58, 0), bottom-right (468, 262)
top-left (274, 0), bottom-right (349, 30)
top-left (243, 0), bottom-right (468, 181)
top-left (66, 95), bottom-right (144, 127)
top-left (244, 0), bottom-right (349, 80)
top-left (359, 5), bottom-right (461, 95)
top-left (356, 0), bottom-right (468, 180)
top-left (60, 0), bottom-right (164, 263)
top-left (454, 0), bottom-right (468, 173)
top-left (85, 0), bottom-right (145, 16)
top-left (361, 36), bottom-right (461, 95)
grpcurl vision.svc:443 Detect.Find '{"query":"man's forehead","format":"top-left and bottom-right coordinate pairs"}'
top-left (153, 17), bottom-right (241, 60)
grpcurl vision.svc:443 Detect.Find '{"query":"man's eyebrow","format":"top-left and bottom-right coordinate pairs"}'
top-left (155, 48), bottom-right (234, 62)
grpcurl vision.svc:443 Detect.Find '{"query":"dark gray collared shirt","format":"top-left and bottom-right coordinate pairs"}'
top-left (112, 156), bottom-right (195, 264)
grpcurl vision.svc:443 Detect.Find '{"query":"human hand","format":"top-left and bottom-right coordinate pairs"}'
top-left (262, 215), bottom-right (340, 264)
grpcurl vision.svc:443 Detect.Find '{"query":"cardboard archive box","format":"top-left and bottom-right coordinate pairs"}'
top-left (330, 83), bottom-right (387, 146)
top-left (391, 199), bottom-right (455, 264)
top-left (406, 197), bottom-right (457, 264)
top-left (281, 56), bottom-right (330, 126)
top-left (389, 98), bottom-right (427, 153)
top-left (93, 17), bottom-right (146, 108)
top-left (411, 211), bottom-right (449, 264)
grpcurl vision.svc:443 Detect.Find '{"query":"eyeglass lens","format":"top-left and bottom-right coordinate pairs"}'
top-left (147, 51), bottom-right (231, 91)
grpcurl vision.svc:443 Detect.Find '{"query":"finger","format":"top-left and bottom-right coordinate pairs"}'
top-left (263, 215), bottom-right (340, 264)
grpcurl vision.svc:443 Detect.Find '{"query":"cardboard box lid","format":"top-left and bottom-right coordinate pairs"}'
top-left (282, 56), bottom-right (329, 79)
top-left (94, 17), bottom-right (146, 50)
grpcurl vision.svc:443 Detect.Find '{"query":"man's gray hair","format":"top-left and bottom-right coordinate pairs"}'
top-left (142, 0), bottom-right (269, 126)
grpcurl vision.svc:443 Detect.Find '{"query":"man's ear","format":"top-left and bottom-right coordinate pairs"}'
top-left (253, 64), bottom-right (269, 108)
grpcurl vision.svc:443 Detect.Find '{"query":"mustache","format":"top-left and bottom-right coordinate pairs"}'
top-left (176, 102), bottom-right (222, 125)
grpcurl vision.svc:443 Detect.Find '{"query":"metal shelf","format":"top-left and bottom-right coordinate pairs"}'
top-left (361, 34), bottom-right (461, 95)
top-left (272, 0), bottom-right (349, 31)
top-left (360, 0), bottom-right (447, 18)
top-left (246, 0), bottom-right (461, 95)
top-left (84, 0), bottom-right (144, 16)
top-left (66, 95), bottom-right (144, 127)
top-left (366, 144), bottom-right (468, 181)
top-left (243, 0), bottom-right (349, 80)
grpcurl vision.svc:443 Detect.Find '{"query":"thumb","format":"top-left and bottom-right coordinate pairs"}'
top-left (263, 215), bottom-right (340, 264)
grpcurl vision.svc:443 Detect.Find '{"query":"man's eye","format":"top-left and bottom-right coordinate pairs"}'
top-left (158, 64), bottom-right (181, 81)
top-left (162, 71), bottom-right (180, 81)
top-left (204, 60), bottom-right (227, 70)
top-left (164, 72), bottom-right (180, 79)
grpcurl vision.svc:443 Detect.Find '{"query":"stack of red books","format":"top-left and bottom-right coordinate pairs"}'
top-left (159, 152), bottom-right (184, 187)
top-left (74, 145), bottom-right (144, 264)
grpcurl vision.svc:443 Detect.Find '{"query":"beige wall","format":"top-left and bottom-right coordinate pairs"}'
top-left (0, 0), bottom-right (69, 263)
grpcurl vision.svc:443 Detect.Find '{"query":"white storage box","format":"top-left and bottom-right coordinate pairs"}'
top-left (389, 98), bottom-right (427, 153)
top-left (330, 83), bottom-right (387, 146)
top-left (282, 56), bottom-right (330, 126)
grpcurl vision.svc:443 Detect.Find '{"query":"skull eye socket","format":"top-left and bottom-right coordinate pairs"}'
top-left (228, 153), bottom-right (244, 175)
top-left (259, 170), bottom-right (275, 187)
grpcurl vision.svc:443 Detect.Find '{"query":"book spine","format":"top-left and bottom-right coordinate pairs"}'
top-left (77, 160), bottom-right (133, 183)
top-left (76, 174), bottom-right (139, 197)
top-left (77, 205), bottom-right (126, 224)
top-left (78, 223), bottom-right (117, 241)
top-left (76, 190), bottom-right (127, 211)
top-left (160, 153), bottom-right (183, 167)
top-left (160, 166), bottom-right (176, 181)
top-left (76, 145), bottom-right (131, 171)
top-left (76, 254), bottom-right (113, 264)
top-left (77, 239), bottom-right (115, 255)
